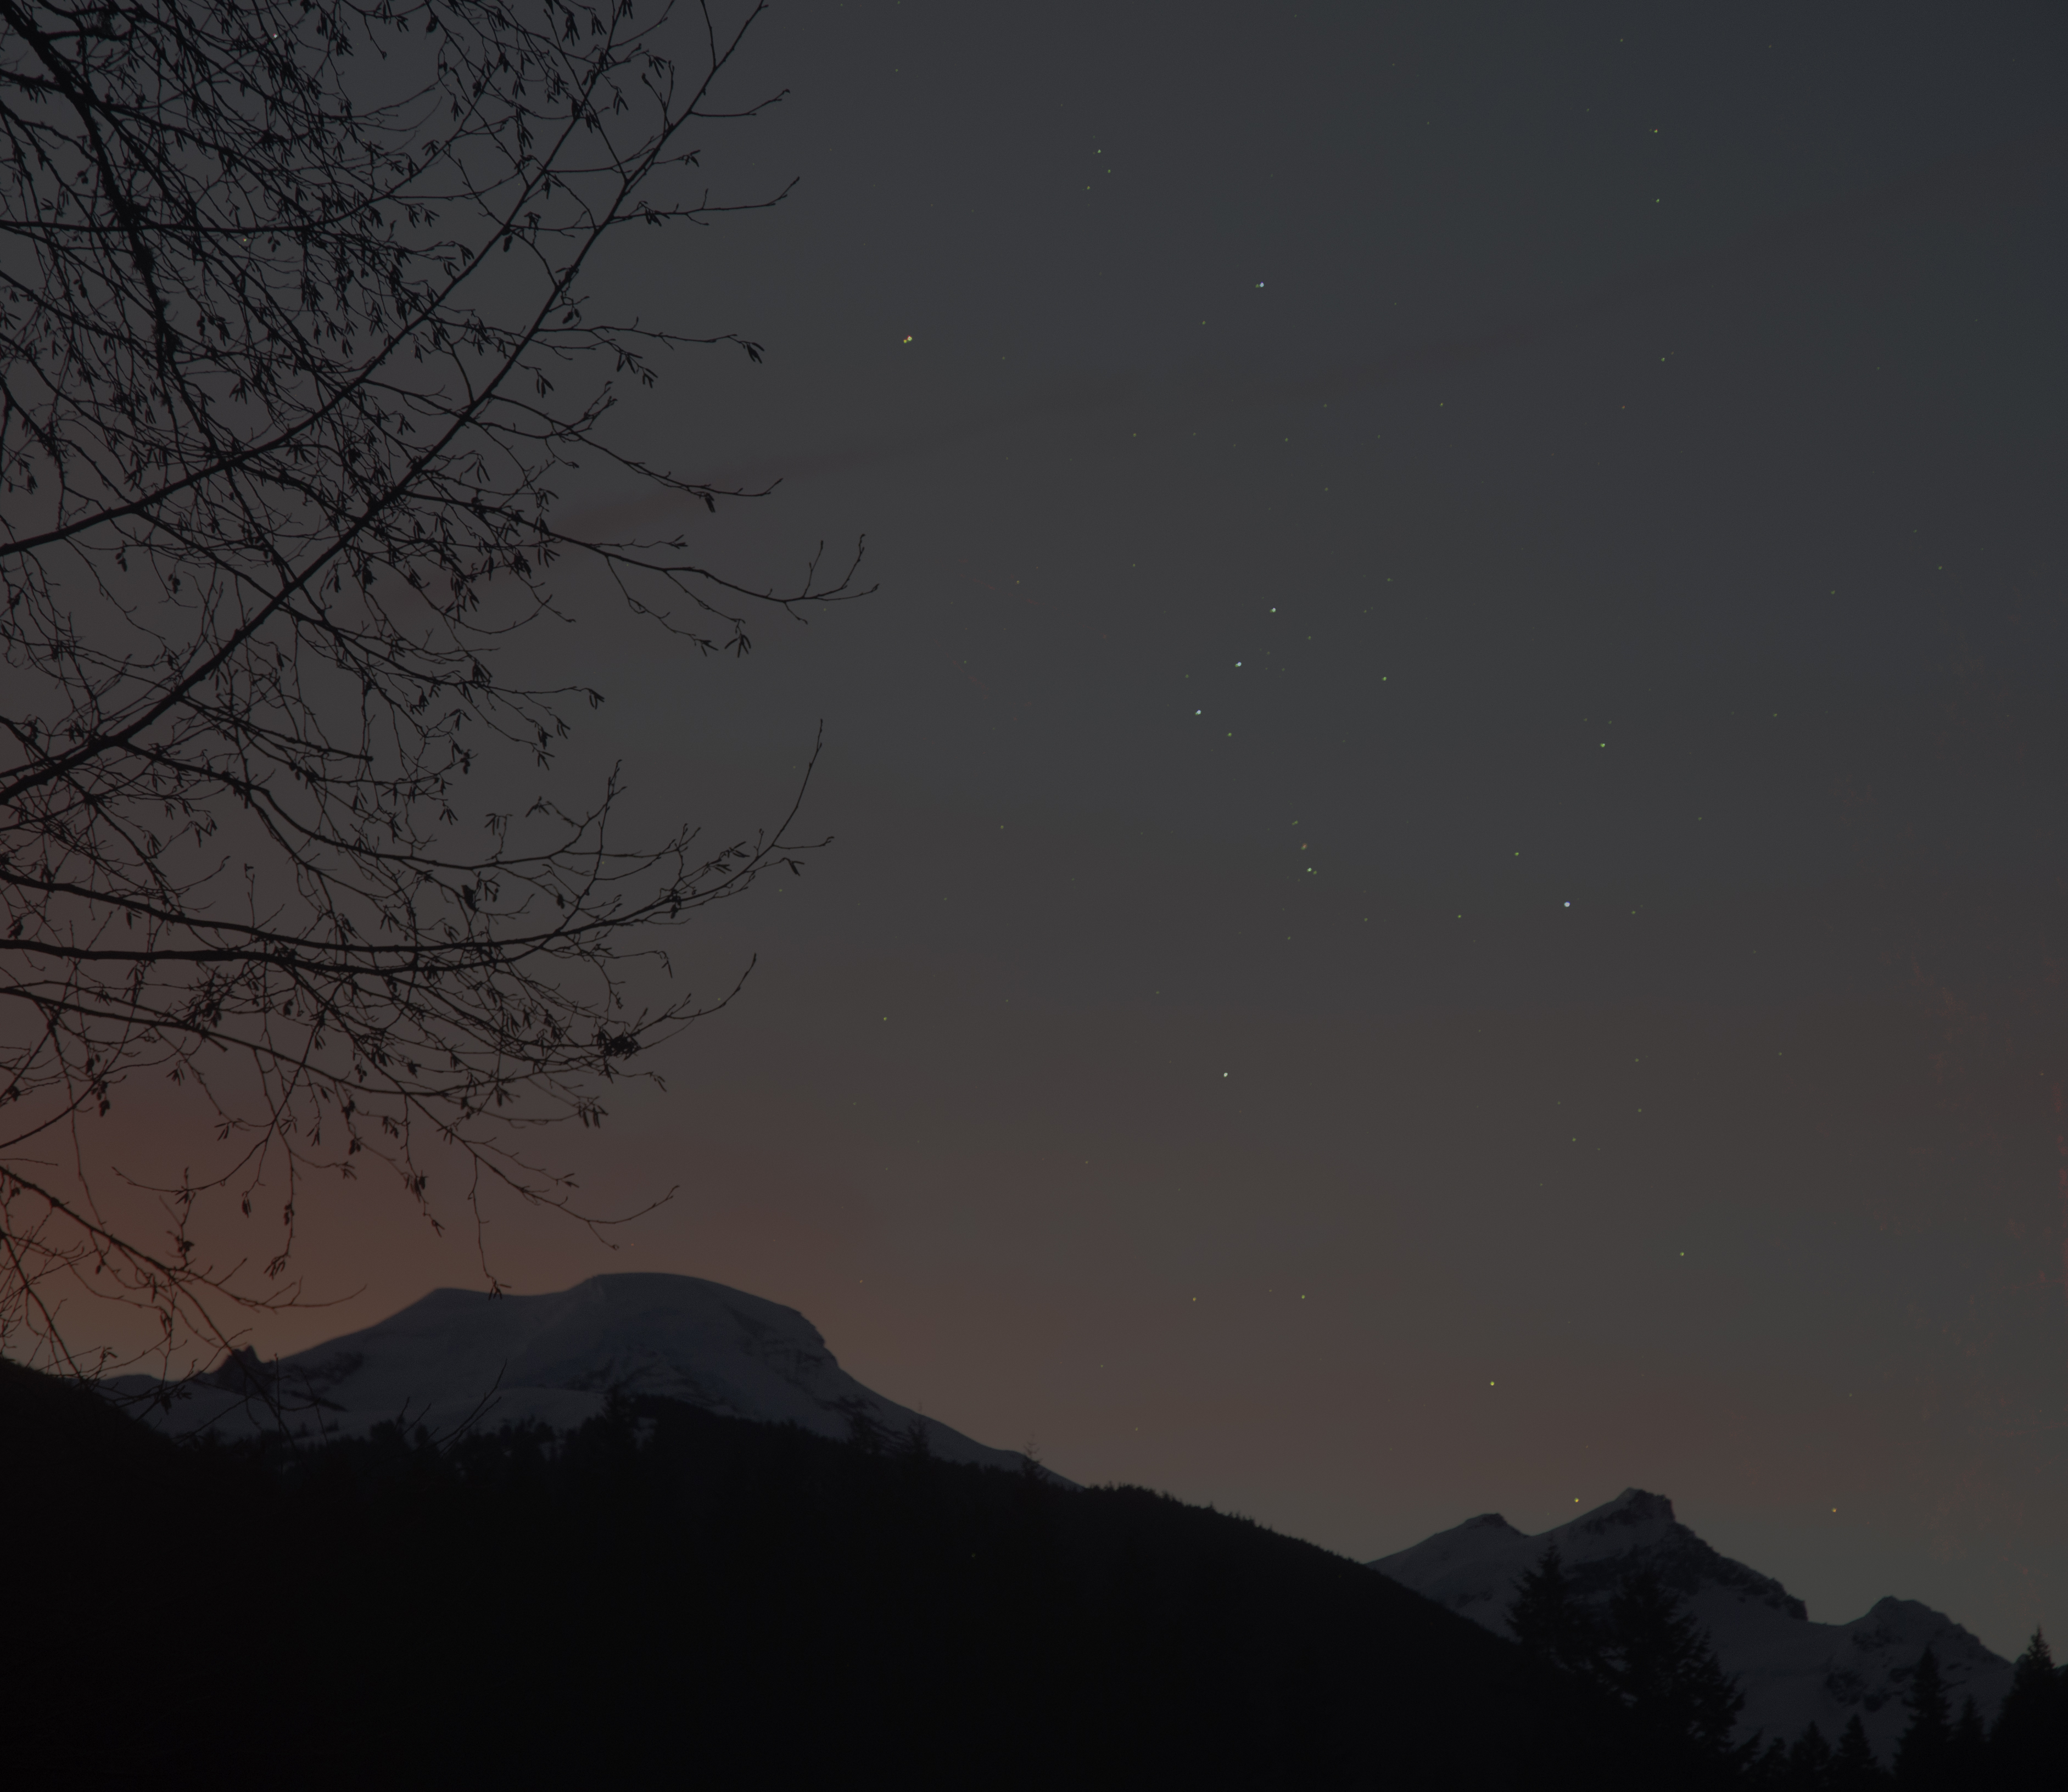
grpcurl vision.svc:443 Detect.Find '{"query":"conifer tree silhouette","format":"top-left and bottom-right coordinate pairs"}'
top-left (1989, 1627), bottom-right (2064, 1791)
top-left (843, 1405), bottom-right (886, 1457)
top-left (1600, 1567), bottom-right (1747, 1776)
top-left (1830, 1713), bottom-right (1889, 1790)
top-left (1781, 1718), bottom-right (1834, 1790)
top-left (1507, 1543), bottom-right (1601, 1680)
top-left (1892, 1645), bottom-right (1950, 1788)
top-left (1947, 1695), bottom-right (1985, 1783)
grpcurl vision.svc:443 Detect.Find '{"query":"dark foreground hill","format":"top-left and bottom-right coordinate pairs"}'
top-left (6, 1358), bottom-right (1670, 1791)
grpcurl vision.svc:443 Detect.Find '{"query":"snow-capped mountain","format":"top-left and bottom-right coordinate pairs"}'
top-left (1371, 1489), bottom-right (2010, 1762)
top-left (103, 1272), bottom-right (1066, 1481)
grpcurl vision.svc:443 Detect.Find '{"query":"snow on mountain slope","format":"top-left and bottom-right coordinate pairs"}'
top-left (1370, 1489), bottom-right (2009, 1763)
top-left (102, 1272), bottom-right (1068, 1482)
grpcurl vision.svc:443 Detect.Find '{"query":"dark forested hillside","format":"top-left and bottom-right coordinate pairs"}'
top-left (9, 1360), bottom-right (2055, 1790)
top-left (6, 1360), bottom-right (1637, 1789)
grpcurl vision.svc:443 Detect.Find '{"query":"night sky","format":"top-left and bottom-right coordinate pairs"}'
top-left (104, 2), bottom-right (2068, 1657)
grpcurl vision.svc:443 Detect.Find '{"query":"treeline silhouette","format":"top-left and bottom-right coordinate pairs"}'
top-left (7, 1360), bottom-right (2063, 1789)
top-left (1508, 1542), bottom-right (2066, 1791)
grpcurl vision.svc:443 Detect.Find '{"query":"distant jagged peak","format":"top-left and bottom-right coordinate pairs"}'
top-left (1366, 1492), bottom-right (2015, 1765)
top-left (1552, 1488), bottom-right (1684, 1556)
top-left (1371, 1486), bottom-right (1808, 1626)
top-left (1382, 1509), bottom-right (1529, 1573)
top-left (1433, 1510), bottom-right (1525, 1538)
top-left (199, 1346), bottom-right (274, 1395)
top-left (1545, 1488), bottom-right (1689, 1569)
top-left (1574, 1487), bottom-right (1675, 1527)
top-left (1546, 1488), bottom-right (1805, 1619)
top-left (1847, 1597), bottom-right (2003, 1669)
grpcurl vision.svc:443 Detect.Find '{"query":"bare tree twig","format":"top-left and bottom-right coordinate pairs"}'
top-left (0, 1), bottom-right (863, 1370)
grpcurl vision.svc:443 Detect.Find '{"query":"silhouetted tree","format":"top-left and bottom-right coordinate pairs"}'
top-left (1781, 1719), bottom-right (1835, 1790)
top-left (1018, 1436), bottom-right (1049, 1486)
top-left (0, 1), bottom-right (868, 1368)
top-left (1892, 1645), bottom-right (1950, 1788)
top-left (1829, 1711), bottom-right (1888, 1789)
top-left (1508, 1542), bottom-right (1602, 1681)
top-left (1948, 1695), bottom-right (1985, 1784)
top-left (1988, 1626), bottom-right (2065, 1791)
top-left (1600, 1566), bottom-right (1748, 1778)
top-left (843, 1404), bottom-right (886, 1457)
top-left (1750, 1733), bottom-right (1790, 1784)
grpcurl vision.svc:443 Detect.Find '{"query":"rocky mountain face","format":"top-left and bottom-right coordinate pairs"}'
top-left (102, 1272), bottom-right (1064, 1481)
top-left (1371, 1488), bottom-right (2010, 1763)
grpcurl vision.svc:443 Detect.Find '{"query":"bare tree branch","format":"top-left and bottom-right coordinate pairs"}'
top-left (0, 0), bottom-right (863, 1370)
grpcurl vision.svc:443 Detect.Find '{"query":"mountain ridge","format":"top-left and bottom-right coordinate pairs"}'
top-left (102, 1270), bottom-right (1064, 1482)
top-left (1371, 1487), bottom-right (2010, 1763)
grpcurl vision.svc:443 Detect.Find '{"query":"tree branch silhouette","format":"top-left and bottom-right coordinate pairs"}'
top-left (0, 0), bottom-right (864, 1369)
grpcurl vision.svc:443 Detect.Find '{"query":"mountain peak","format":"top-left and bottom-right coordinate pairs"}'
top-left (1370, 1495), bottom-right (2009, 1766)
top-left (1553, 1488), bottom-right (1683, 1556)
top-left (200, 1345), bottom-right (275, 1397)
top-left (1596, 1487), bottom-right (1674, 1520)
top-left (104, 1271), bottom-right (1067, 1484)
